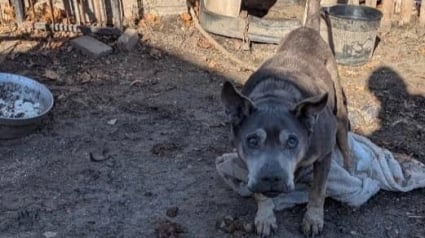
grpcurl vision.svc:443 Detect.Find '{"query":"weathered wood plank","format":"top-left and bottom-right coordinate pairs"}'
top-left (420, 0), bottom-right (425, 26)
top-left (11, 0), bottom-right (24, 24)
top-left (400, 0), bottom-right (414, 25)
top-left (380, 0), bottom-right (394, 31)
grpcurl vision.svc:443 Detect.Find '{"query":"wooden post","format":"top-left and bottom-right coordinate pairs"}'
top-left (400, 0), bottom-right (413, 25)
top-left (394, 0), bottom-right (401, 13)
top-left (48, 0), bottom-right (55, 24)
top-left (80, 0), bottom-right (87, 23)
top-left (62, 0), bottom-right (72, 24)
top-left (78, 0), bottom-right (85, 23)
top-left (73, 0), bottom-right (81, 24)
top-left (380, 0), bottom-right (394, 32)
top-left (12, 0), bottom-right (24, 24)
top-left (420, 0), bottom-right (425, 26)
top-left (349, 0), bottom-right (360, 5)
top-left (111, 0), bottom-right (122, 30)
top-left (93, 0), bottom-right (104, 26)
top-left (365, 0), bottom-right (377, 8)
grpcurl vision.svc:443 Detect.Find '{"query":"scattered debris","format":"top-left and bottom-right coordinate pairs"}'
top-left (107, 119), bottom-right (118, 125)
top-left (142, 0), bottom-right (187, 17)
top-left (0, 40), bottom-right (19, 64)
top-left (29, 0), bottom-right (66, 23)
top-left (139, 13), bottom-right (161, 28)
top-left (129, 79), bottom-right (144, 87)
top-left (243, 222), bottom-right (254, 233)
top-left (57, 94), bottom-right (66, 101)
top-left (42, 231), bottom-right (58, 238)
top-left (80, 72), bottom-right (92, 83)
top-left (166, 207), bottom-right (179, 218)
top-left (196, 37), bottom-right (213, 49)
top-left (149, 48), bottom-right (163, 59)
top-left (151, 143), bottom-right (179, 157)
top-left (89, 150), bottom-right (112, 162)
top-left (216, 215), bottom-right (254, 234)
top-left (179, 12), bottom-right (193, 26)
top-left (44, 69), bottom-right (60, 80)
top-left (155, 219), bottom-right (186, 238)
top-left (207, 59), bottom-right (218, 69)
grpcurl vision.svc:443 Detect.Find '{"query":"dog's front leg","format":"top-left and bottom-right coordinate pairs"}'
top-left (254, 193), bottom-right (277, 237)
top-left (302, 153), bottom-right (331, 237)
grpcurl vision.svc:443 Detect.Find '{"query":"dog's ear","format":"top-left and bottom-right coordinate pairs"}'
top-left (221, 81), bottom-right (255, 125)
top-left (292, 92), bottom-right (328, 133)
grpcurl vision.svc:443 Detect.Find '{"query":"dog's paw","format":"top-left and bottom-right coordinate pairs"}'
top-left (302, 206), bottom-right (324, 237)
top-left (255, 206), bottom-right (277, 237)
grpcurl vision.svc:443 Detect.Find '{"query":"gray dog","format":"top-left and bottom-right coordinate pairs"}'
top-left (220, 0), bottom-right (351, 236)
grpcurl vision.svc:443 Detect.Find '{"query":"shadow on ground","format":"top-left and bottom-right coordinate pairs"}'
top-left (368, 66), bottom-right (425, 159)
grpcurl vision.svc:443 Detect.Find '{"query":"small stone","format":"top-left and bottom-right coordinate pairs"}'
top-left (243, 223), bottom-right (254, 233)
top-left (155, 219), bottom-right (186, 238)
top-left (149, 48), bottom-right (162, 59)
top-left (217, 220), bottom-right (226, 229)
top-left (43, 231), bottom-right (57, 238)
top-left (361, 104), bottom-right (380, 121)
top-left (224, 223), bottom-right (236, 233)
top-left (223, 215), bottom-right (234, 222)
top-left (80, 72), bottom-right (91, 83)
top-left (57, 94), bottom-right (66, 100)
top-left (44, 69), bottom-right (60, 80)
top-left (166, 207), bottom-right (179, 218)
top-left (117, 28), bottom-right (139, 51)
top-left (233, 219), bottom-right (245, 231)
top-left (416, 27), bottom-right (425, 37)
top-left (88, 151), bottom-right (110, 162)
top-left (216, 215), bottom-right (238, 234)
top-left (107, 119), bottom-right (117, 125)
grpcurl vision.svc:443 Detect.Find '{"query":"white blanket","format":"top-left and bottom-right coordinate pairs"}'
top-left (216, 132), bottom-right (425, 211)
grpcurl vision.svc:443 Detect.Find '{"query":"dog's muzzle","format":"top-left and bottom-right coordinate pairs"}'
top-left (247, 173), bottom-right (295, 198)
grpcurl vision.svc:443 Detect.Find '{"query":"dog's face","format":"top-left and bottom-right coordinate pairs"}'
top-left (221, 82), bottom-right (328, 198)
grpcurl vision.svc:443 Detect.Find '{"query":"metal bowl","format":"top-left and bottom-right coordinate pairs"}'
top-left (0, 73), bottom-right (54, 139)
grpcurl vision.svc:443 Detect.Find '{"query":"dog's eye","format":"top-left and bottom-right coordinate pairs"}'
top-left (286, 135), bottom-right (298, 149)
top-left (247, 135), bottom-right (260, 148)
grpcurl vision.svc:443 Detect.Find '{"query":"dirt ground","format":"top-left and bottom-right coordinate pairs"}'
top-left (1, 5), bottom-right (425, 238)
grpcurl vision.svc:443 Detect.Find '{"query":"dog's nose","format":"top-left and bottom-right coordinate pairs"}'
top-left (261, 175), bottom-right (282, 183)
